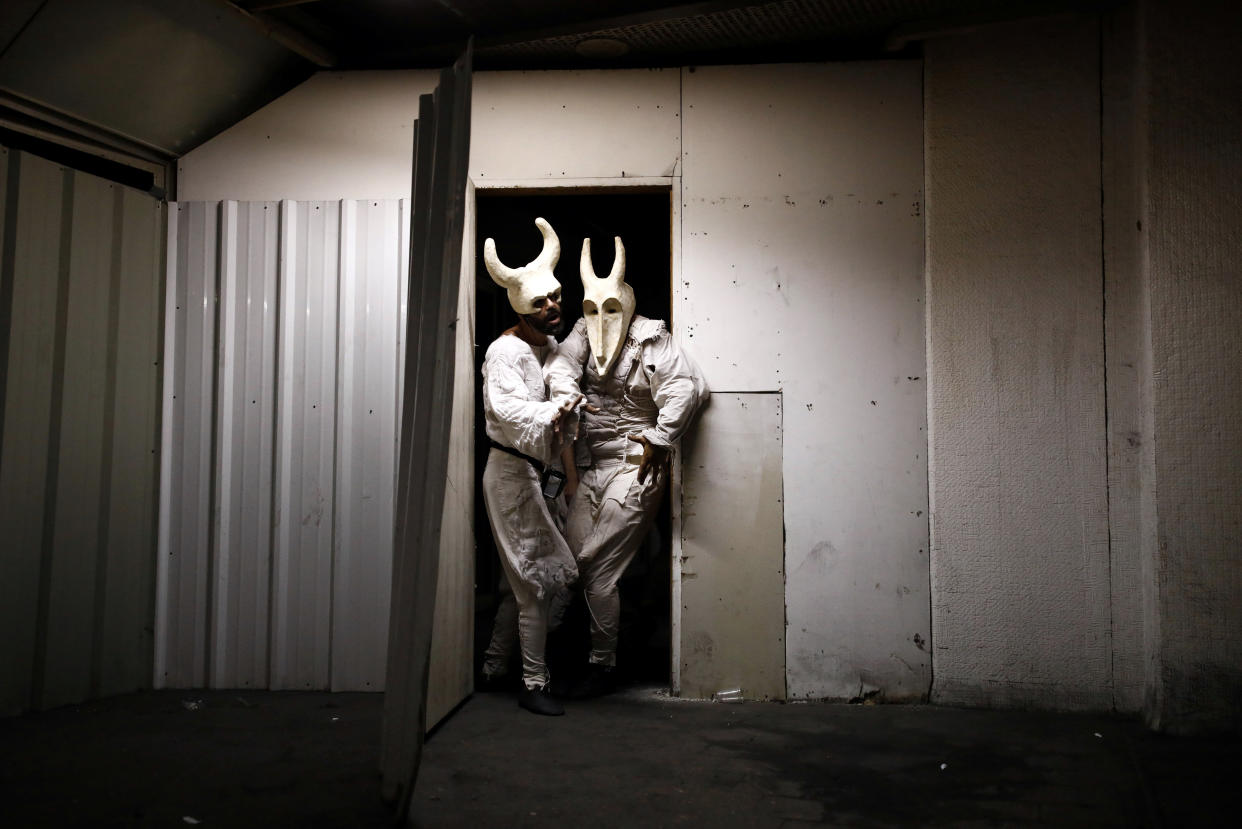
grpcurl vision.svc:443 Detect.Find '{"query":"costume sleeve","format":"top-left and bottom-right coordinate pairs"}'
top-left (641, 332), bottom-right (710, 447)
top-left (484, 348), bottom-right (560, 462)
top-left (544, 317), bottom-right (589, 403)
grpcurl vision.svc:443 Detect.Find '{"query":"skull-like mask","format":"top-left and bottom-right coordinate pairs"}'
top-left (484, 217), bottom-right (562, 314)
top-left (580, 236), bottom-right (635, 377)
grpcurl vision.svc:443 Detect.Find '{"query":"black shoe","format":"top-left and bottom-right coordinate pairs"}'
top-left (517, 685), bottom-right (564, 716)
top-left (570, 665), bottom-right (618, 700)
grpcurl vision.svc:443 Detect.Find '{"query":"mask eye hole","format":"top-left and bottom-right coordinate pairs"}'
top-left (584, 301), bottom-right (599, 317)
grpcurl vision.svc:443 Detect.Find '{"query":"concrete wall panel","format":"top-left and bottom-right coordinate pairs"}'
top-left (925, 19), bottom-right (1112, 709)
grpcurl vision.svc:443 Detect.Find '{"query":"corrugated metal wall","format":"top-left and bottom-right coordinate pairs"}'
top-left (157, 199), bottom-right (415, 692)
top-left (0, 145), bottom-right (164, 716)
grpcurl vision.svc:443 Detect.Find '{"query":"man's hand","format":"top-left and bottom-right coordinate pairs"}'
top-left (627, 433), bottom-right (670, 485)
top-left (551, 394), bottom-right (584, 437)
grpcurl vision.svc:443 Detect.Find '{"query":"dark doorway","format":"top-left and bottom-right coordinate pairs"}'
top-left (472, 187), bottom-right (673, 692)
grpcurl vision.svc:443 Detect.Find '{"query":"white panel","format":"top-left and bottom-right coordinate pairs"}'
top-left (213, 201), bottom-right (279, 688)
top-left (925, 22), bottom-right (1111, 709)
top-left (0, 152), bottom-right (64, 713)
top-left (332, 199), bottom-right (402, 691)
top-left (680, 393), bottom-right (785, 701)
top-left (41, 173), bottom-right (115, 708)
top-left (157, 202), bottom-right (218, 688)
top-left (271, 200), bottom-right (340, 689)
top-left (682, 64), bottom-right (929, 700)
top-left (178, 71), bottom-right (441, 202)
top-left (470, 69), bottom-right (681, 181)
top-left (426, 182), bottom-right (476, 727)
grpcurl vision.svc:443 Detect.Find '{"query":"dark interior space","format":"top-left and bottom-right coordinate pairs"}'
top-left (472, 189), bottom-right (673, 691)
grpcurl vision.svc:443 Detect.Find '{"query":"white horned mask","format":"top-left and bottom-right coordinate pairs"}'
top-left (484, 217), bottom-right (562, 315)
top-left (580, 236), bottom-right (635, 377)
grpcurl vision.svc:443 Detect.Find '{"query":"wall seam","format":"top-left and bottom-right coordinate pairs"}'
top-left (1097, 13), bottom-right (1118, 713)
top-left (0, 149), bottom-right (20, 452)
top-left (89, 183), bottom-right (125, 695)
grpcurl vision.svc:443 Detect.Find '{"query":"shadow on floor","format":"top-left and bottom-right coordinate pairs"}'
top-left (2, 688), bottom-right (1237, 827)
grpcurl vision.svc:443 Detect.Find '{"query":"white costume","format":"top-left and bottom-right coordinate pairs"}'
top-left (479, 218), bottom-right (577, 694)
top-left (546, 237), bottom-right (708, 668)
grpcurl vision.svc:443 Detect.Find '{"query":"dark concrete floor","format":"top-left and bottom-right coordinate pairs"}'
top-left (2, 687), bottom-right (1237, 828)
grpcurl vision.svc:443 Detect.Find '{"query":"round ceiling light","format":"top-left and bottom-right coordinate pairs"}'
top-left (575, 37), bottom-right (630, 58)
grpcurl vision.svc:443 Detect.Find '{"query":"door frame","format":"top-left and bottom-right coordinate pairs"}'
top-left (469, 175), bottom-right (686, 693)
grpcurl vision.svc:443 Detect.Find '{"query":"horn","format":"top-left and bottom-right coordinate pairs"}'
top-left (580, 237), bottom-right (597, 282)
top-left (533, 217), bottom-right (561, 271)
top-left (484, 217), bottom-right (561, 288)
top-left (580, 236), bottom-right (627, 284)
top-left (483, 237), bottom-right (519, 287)
top-left (608, 236), bottom-right (625, 283)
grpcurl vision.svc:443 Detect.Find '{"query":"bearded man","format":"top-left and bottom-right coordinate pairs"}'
top-left (545, 235), bottom-right (709, 698)
top-left (480, 217), bottom-right (581, 716)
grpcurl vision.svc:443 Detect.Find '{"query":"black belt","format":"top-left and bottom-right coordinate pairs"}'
top-left (489, 439), bottom-right (567, 499)
top-left (489, 439), bottom-right (543, 469)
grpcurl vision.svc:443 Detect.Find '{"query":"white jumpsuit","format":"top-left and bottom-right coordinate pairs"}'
top-left (481, 333), bottom-right (578, 689)
top-left (545, 316), bottom-right (709, 666)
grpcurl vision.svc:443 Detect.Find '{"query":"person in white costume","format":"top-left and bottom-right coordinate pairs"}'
top-left (546, 234), bottom-right (709, 698)
top-left (480, 217), bottom-right (582, 716)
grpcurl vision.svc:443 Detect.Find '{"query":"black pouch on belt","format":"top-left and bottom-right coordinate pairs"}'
top-left (540, 467), bottom-right (566, 499)
top-left (490, 439), bottom-right (565, 500)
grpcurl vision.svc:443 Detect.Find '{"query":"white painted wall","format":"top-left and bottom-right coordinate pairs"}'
top-left (681, 63), bottom-right (928, 700)
top-left (179, 64), bottom-right (928, 702)
top-left (925, 19), bottom-right (1114, 710)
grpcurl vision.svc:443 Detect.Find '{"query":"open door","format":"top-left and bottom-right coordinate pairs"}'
top-left (380, 44), bottom-right (472, 822)
top-left (424, 177), bottom-right (475, 726)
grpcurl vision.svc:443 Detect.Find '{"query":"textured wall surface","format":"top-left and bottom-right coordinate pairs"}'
top-left (681, 63), bottom-right (928, 701)
top-left (0, 146), bottom-right (163, 715)
top-left (925, 20), bottom-right (1114, 710)
top-left (1140, 0), bottom-right (1242, 733)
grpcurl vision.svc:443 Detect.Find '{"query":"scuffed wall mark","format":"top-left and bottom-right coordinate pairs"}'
top-left (912, 633), bottom-right (926, 651)
top-left (848, 681), bottom-right (882, 704)
top-left (795, 540), bottom-right (839, 577)
top-left (890, 652), bottom-right (918, 673)
top-left (767, 267), bottom-right (789, 306)
top-left (784, 195), bottom-right (796, 206)
top-left (687, 630), bottom-right (714, 659)
top-left (301, 485), bottom-right (326, 526)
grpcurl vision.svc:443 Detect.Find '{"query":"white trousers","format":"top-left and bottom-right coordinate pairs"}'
top-left (481, 449), bottom-right (577, 689)
top-left (565, 459), bottom-right (664, 667)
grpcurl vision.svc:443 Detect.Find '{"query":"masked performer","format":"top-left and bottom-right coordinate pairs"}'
top-left (481, 217), bottom-right (581, 716)
top-left (546, 235), bottom-right (709, 698)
